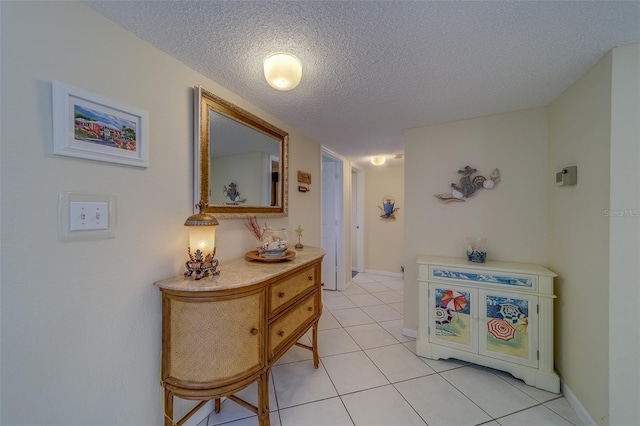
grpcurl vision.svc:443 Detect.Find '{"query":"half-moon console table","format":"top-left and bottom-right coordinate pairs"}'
top-left (154, 247), bottom-right (325, 426)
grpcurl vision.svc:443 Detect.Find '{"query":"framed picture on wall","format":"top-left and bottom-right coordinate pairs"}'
top-left (52, 80), bottom-right (149, 168)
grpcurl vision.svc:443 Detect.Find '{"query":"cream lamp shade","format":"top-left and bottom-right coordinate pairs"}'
top-left (186, 224), bottom-right (216, 255)
top-left (184, 208), bottom-right (218, 254)
top-left (264, 53), bottom-right (302, 91)
top-left (371, 155), bottom-right (387, 166)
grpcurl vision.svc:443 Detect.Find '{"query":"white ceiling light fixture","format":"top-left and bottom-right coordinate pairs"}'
top-left (264, 53), bottom-right (302, 91)
top-left (370, 155), bottom-right (386, 166)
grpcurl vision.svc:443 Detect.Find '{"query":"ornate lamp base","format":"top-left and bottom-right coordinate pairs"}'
top-left (185, 248), bottom-right (220, 280)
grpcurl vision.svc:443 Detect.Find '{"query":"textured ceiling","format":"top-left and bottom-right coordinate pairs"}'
top-left (84, 1), bottom-right (640, 167)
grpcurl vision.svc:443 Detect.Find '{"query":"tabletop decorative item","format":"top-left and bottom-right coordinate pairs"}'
top-left (245, 216), bottom-right (263, 241)
top-left (294, 225), bottom-right (304, 249)
top-left (259, 227), bottom-right (289, 258)
top-left (466, 237), bottom-right (487, 263)
top-left (245, 216), bottom-right (292, 261)
top-left (184, 201), bottom-right (220, 279)
top-left (378, 195), bottom-right (399, 219)
top-left (435, 166), bottom-right (500, 203)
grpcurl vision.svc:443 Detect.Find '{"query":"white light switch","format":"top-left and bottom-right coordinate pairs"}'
top-left (69, 201), bottom-right (109, 231)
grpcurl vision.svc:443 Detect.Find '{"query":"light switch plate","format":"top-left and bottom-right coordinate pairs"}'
top-left (69, 201), bottom-right (109, 231)
top-left (59, 192), bottom-right (117, 241)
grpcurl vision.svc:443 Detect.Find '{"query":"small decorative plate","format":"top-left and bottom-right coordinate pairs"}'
top-left (245, 250), bottom-right (296, 262)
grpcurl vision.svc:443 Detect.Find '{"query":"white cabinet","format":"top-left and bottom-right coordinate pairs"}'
top-left (417, 256), bottom-right (559, 393)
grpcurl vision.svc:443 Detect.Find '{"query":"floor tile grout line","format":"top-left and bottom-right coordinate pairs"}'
top-left (388, 381), bottom-right (432, 426)
top-left (341, 324), bottom-right (401, 351)
top-left (435, 363), bottom-right (561, 423)
top-left (431, 366), bottom-right (496, 423)
top-left (484, 366), bottom-right (563, 405)
top-left (540, 395), bottom-right (581, 425)
top-left (490, 398), bottom-right (572, 424)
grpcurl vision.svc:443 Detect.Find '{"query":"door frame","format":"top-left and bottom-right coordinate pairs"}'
top-left (321, 147), bottom-right (347, 291)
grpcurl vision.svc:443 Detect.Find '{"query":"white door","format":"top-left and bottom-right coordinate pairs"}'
top-left (321, 153), bottom-right (343, 291)
top-left (351, 167), bottom-right (364, 273)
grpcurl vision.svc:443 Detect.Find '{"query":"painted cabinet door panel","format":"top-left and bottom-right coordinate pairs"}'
top-left (479, 290), bottom-right (538, 367)
top-left (428, 283), bottom-right (478, 353)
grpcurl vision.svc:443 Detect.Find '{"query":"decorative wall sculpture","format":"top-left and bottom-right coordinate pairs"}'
top-left (435, 166), bottom-right (500, 203)
top-left (378, 195), bottom-right (399, 219)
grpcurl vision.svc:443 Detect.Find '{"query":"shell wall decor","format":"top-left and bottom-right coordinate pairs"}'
top-left (434, 166), bottom-right (500, 203)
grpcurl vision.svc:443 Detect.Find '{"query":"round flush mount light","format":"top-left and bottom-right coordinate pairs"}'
top-left (264, 53), bottom-right (302, 91)
top-left (370, 155), bottom-right (387, 166)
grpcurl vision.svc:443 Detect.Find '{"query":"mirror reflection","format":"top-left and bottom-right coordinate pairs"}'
top-left (195, 87), bottom-right (288, 218)
top-left (208, 110), bottom-right (280, 206)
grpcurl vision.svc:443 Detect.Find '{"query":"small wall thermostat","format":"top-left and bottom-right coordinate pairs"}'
top-left (556, 166), bottom-right (577, 186)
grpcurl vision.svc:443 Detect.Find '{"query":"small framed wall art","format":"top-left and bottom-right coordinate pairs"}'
top-left (52, 80), bottom-right (149, 168)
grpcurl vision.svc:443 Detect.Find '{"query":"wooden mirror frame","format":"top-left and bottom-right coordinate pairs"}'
top-left (194, 87), bottom-right (288, 218)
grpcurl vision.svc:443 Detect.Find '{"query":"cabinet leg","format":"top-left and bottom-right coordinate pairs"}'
top-left (257, 370), bottom-right (271, 426)
top-left (163, 388), bottom-right (174, 426)
top-left (215, 398), bottom-right (221, 413)
top-left (312, 320), bottom-right (320, 369)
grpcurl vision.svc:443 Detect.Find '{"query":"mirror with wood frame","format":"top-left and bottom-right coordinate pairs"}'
top-left (194, 87), bottom-right (288, 218)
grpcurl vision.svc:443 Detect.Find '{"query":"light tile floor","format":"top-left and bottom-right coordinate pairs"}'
top-left (203, 272), bottom-right (582, 426)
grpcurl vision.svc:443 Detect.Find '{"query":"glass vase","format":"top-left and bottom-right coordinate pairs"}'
top-left (259, 227), bottom-right (289, 258)
top-left (467, 237), bottom-right (487, 263)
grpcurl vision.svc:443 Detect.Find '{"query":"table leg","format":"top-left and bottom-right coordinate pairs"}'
top-left (257, 370), bottom-right (271, 426)
top-left (163, 388), bottom-right (174, 426)
top-left (312, 320), bottom-right (320, 368)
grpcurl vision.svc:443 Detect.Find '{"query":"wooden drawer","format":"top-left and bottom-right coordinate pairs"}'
top-left (270, 266), bottom-right (316, 314)
top-left (269, 292), bottom-right (317, 358)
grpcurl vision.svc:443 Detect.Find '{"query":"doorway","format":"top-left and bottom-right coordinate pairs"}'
top-left (321, 150), bottom-right (345, 291)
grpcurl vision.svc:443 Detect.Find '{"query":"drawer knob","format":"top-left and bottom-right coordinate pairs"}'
top-left (278, 330), bottom-right (285, 337)
top-left (251, 328), bottom-right (258, 335)
top-left (308, 275), bottom-right (313, 281)
top-left (308, 307), bottom-right (313, 312)
top-left (278, 292), bottom-right (285, 298)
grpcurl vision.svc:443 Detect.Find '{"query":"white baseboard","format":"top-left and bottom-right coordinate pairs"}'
top-left (561, 380), bottom-right (596, 426)
top-left (363, 269), bottom-right (403, 278)
top-left (183, 400), bottom-right (214, 426)
top-left (403, 327), bottom-right (417, 338)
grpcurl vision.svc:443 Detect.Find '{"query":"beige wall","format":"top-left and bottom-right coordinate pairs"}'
top-left (548, 51), bottom-right (612, 425)
top-left (608, 44), bottom-right (640, 426)
top-left (0, 2), bottom-right (321, 424)
top-left (548, 44), bottom-right (640, 426)
top-left (403, 108), bottom-right (549, 333)
top-left (364, 165), bottom-right (405, 274)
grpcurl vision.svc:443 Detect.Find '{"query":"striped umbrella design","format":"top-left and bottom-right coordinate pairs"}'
top-left (499, 303), bottom-right (523, 324)
top-left (487, 318), bottom-right (516, 341)
top-left (435, 307), bottom-right (453, 325)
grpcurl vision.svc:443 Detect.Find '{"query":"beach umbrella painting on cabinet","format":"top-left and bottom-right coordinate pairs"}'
top-left (499, 303), bottom-right (525, 324)
top-left (441, 290), bottom-right (468, 312)
top-left (487, 318), bottom-right (516, 341)
top-left (435, 307), bottom-right (453, 325)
